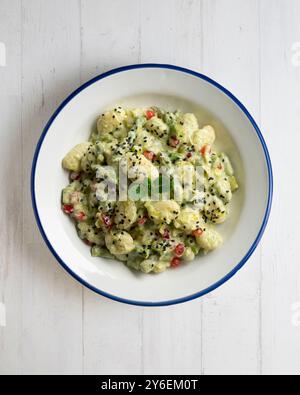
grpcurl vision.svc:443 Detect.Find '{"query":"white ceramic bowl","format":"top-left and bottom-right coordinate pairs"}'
top-left (31, 64), bottom-right (273, 306)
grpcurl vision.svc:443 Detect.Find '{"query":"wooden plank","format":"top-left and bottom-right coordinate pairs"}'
top-left (140, 0), bottom-right (203, 69)
top-left (142, 301), bottom-right (202, 375)
top-left (20, 0), bottom-right (83, 374)
top-left (260, 0), bottom-right (300, 375)
top-left (80, 0), bottom-right (142, 80)
top-left (83, 297), bottom-right (143, 375)
top-left (201, 0), bottom-right (262, 375)
top-left (140, 0), bottom-right (203, 375)
top-left (0, 0), bottom-right (22, 375)
top-left (80, 0), bottom-right (143, 375)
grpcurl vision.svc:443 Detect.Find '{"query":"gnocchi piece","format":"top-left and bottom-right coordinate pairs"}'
top-left (135, 129), bottom-right (155, 147)
top-left (97, 107), bottom-right (127, 134)
top-left (195, 228), bottom-right (223, 252)
top-left (170, 113), bottom-right (199, 144)
top-left (81, 143), bottom-right (106, 172)
top-left (126, 152), bottom-right (159, 181)
top-left (182, 113), bottom-right (199, 135)
top-left (145, 116), bottom-right (169, 139)
top-left (105, 231), bottom-right (135, 256)
top-left (62, 142), bottom-right (92, 172)
top-left (145, 200), bottom-right (180, 224)
top-left (215, 177), bottom-right (233, 203)
top-left (115, 201), bottom-right (138, 230)
top-left (219, 153), bottom-right (234, 176)
top-left (135, 130), bottom-right (163, 154)
top-left (140, 258), bottom-right (157, 274)
top-left (174, 208), bottom-right (204, 232)
top-left (191, 126), bottom-right (216, 151)
top-left (203, 195), bottom-right (228, 224)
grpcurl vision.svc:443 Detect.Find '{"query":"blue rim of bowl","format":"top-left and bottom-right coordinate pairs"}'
top-left (31, 63), bottom-right (273, 307)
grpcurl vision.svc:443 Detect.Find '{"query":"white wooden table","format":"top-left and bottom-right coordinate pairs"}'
top-left (0, 0), bottom-right (299, 375)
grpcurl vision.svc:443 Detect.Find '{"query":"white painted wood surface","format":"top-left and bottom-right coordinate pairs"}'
top-left (0, 0), bottom-right (299, 375)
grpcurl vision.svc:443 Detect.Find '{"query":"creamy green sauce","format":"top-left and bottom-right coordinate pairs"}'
top-left (61, 107), bottom-right (238, 274)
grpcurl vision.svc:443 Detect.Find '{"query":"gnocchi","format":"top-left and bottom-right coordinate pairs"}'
top-left (61, 106), bottom-right (238, 274)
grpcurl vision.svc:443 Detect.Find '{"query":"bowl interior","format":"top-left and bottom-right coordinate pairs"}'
top-left (33, 66), bottom-right (271, 305)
